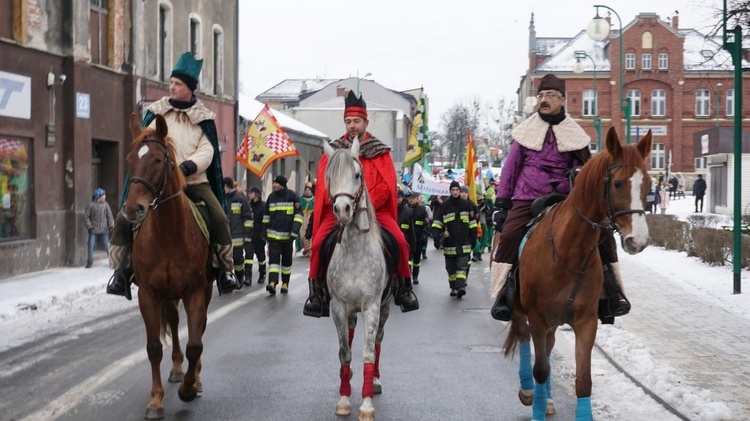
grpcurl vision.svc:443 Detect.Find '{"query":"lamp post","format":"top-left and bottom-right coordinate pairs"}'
top-left (587, 5), bottom-right (632, 144)
top-left (573, 50), bottom-right (602, 152)
top-left (716, 82), bottom-right (723, 128)
top-left (356, 71), bottom-right (372, 97)
top-left (722, 0), bottom-right (742, 294)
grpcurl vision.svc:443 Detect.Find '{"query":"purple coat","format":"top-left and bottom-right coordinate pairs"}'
top-left (497, 130), bottom-right (584, 201)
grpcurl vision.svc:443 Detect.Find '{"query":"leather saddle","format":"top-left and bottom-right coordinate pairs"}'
top-left (319, 225), bottom-right (400, 278)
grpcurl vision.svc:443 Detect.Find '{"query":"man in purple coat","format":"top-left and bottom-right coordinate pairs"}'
top-left (490, 74), bottom-right (629, 323)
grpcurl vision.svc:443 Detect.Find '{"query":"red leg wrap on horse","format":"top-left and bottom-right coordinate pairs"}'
top-left (348, 328), bottom-right (355, 348)
top-left (374, 344), bottom-right (381, 378)
top-left (362, 363), bottom-right (375, 398)
top-left (339, 365), bottom-right (352, 397)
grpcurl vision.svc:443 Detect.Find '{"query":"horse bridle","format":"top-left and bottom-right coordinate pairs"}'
top-left (576, 162), bottom-right (646, 233)
top-left (328, 156), bottom-right (368, 243)
top-left (127, 138), bottom-right (182, 210)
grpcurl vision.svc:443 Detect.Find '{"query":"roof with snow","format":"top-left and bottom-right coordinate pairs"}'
top-left (680, 29), bottom-right (749, 72)
top-left (535, 31), bottom-right (610, 73)
top-left (535, 37), bottom-right (572, 56)
top-left (238, 93), bottom-right (329, 139)
top-left (255, 78), bottom-right (340, 101)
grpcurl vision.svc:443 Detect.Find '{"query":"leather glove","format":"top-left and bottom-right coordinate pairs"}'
top-left (179, 160), bottom-right (197, 177)
top-left (492, 197), bottom-right (513, 232)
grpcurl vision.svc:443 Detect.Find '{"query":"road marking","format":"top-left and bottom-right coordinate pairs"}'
top-left (21, 285), bottom-right (275, 421)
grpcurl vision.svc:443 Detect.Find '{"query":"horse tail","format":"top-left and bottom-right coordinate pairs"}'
top-left (160, 299), bottom-right (180, 342)
top-left (502, 316), bottom-right (521, 358)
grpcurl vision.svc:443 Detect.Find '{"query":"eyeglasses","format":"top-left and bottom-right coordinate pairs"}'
top-left (536, 92), bottom-right (561, 100)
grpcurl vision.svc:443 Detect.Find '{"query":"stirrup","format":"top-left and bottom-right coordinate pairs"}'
top-left (303, 295), bottom-right (329, 318)
top-left (490, 294), bottom-right (512, 321)
top-left (106, 268), bottom-right (132, 301)
top-left (398, 290), bottom-right (419, 313)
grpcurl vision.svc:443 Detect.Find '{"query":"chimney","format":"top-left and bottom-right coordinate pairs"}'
top-left (672, 10), bottom-right (679, 29)
top-left (336, 86), bottom-right (347, 97)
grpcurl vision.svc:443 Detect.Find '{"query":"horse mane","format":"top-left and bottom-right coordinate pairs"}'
top-left (326, 148), bottom-right (382, 245)
top-left (131, 125), bottom-right (187, 193)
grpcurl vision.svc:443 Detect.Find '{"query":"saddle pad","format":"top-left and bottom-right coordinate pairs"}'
top-left (131, 200), bottom-right (210, 244)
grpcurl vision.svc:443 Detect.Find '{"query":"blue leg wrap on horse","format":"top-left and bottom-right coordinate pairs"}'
top-left (575, 396), bottom-right (592, 420)
top-left (546, 356), bottom-right (552, 398)
top-left (532, 381), bottom-right (547, 420)
top-left (519, 341), bottom-right (533, 390)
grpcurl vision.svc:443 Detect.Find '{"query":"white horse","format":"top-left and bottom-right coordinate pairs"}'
top-left (323, 137), bottom-right (391, 421)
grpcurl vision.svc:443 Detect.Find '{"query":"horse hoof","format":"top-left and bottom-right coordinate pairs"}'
top-left (373, 377), bottom-right (382, 395)
top-left (168, 371), bottom-right (184, 383)
top-left (546, 398), bottom-right (556, 415)
top-left (335, 396), bottom-right (351, 416)
top-left (144, 407), bottom-right (165, 420)
top-left (358, 409), bottom-right (375, 421)
top-left (178, 385), bottom-right (197, 402)
top-left (518, 388), bottom-right (533, 406)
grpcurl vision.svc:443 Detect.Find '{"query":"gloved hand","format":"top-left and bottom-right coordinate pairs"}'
top-left (179, 160), bottom-right (197, 177)
top-left (492, 197), bottom-right (513, 232)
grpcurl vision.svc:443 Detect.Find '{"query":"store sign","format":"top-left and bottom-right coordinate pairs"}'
top-left (0, 70), bottom-right (31, 120)
top-left (630, 125), bottom-right (667, 136)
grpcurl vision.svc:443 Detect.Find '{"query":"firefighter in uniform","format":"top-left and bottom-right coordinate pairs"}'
top-left (407, 190), bottom-right (429, 284)
top-left (262, 175), bottom-right (302, 295)
top-left (397, 187), bottom-right (416, 282)
top-left (224, 177), bottom-right (252, 287)
top-left (244, 186), bottom-right (267, 285)
top-left (432, 181), bottom-right (477, 298)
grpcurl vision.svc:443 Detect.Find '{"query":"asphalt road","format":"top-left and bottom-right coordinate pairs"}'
top-left (2, 247), bottom-right (577, 420)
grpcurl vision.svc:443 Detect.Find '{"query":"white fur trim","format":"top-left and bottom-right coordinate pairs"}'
top-left (490, 262), bottom-right (513, 299)
top-left (511, 113), bottom-right (591, 152)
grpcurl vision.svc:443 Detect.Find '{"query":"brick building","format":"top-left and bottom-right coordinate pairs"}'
top-left (519, 12), bottom-right (750, 182)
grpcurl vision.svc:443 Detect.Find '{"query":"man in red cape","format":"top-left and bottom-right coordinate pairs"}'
top-left (303, 91), bottom-right (419, 317)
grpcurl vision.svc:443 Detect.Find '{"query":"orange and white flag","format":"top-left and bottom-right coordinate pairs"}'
top-left (235, 105), bottom-right (298, 177)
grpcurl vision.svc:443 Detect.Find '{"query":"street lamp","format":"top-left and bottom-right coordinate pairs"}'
top-left (716, 82), bottom-right (723, 128)
top-left (356, 71), bottom-right (372, 97)
top-left (573, 50), bottom-right (602, 152)
top-left (587, 5), bottom-right (632, 144)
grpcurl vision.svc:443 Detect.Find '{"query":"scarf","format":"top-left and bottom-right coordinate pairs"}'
top-left (538, 106), bottom-right (566, 125)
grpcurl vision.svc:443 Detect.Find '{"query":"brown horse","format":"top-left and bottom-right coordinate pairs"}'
top-left (502, 127), bottom-right (652, 420)
top-left (123, 113), bottom-right (213, 420)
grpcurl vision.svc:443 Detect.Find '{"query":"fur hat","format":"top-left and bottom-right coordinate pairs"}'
top-left (538, 73), bottom-right (566, 96)
top-left (273, 175), bottom-right (288, 188)
top-left (171, 52), bottom-right (203, 92)
top-left (450, 181), bottom-right (460, 190)
top-left (344, 90), bottom-right (367, 120)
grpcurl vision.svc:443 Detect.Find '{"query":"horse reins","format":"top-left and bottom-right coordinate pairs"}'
top-left (328, 157), bottom-right (369, 243)
top-left (127, 138), bottom-right (182, 210)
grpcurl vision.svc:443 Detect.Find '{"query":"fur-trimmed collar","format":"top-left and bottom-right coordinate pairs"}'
top-left (511, 113), bottom-right (590, 152)
top-left (330, 134), bottom-right (391, 158)
top-left (147, 96), bottom-right (216, 125)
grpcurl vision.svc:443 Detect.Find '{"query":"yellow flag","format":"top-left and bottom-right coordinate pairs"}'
top-left (466, 129), bottom-right (478, 204)
top-left (403, 112), bottom-right (423, 167)
top-left (235, 105), bottom-right (298, 177)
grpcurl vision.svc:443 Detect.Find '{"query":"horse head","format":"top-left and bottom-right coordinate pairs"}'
top-left (598, 127), bottom-right (653, 254)
top-left (123, 113), bottom-right (184, 224)
top-left (323, 137), bottom-right (370, 231)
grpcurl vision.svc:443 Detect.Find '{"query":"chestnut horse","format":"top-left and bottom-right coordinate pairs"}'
top-left (502, 127), bottom-right (652, 421)
top-left (123, 113), bottom-right (213, 420)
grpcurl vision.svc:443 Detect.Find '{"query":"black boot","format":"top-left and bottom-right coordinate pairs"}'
top-left (303, 278), bottom-right (330, 318)
top-left (257, 270), bottom-right (266, 284)
top-left (235, 270), bottom-right (244, 289)
top-left (398, 277), bottom-right (419, 313)
top-left (243, 266), bottom-right (252, 286)
top-left (217, 270), bottom-right (239, 294)
top-left (490, 279), bottom-right (514, 321)
top-left (107, 266), bottom-right (133, 300)
top-left (599, 264), bottom-right (631, 323)
top-left (412, 268), bottom-right (420, 285)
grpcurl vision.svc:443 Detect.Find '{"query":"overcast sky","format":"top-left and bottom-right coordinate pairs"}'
top-left (239, 1), bottom-right (717, 127)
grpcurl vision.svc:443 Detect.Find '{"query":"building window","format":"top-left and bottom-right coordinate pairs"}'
top-left (589, 143), bottom-right (599, 154)
top-left (582, 89), bottom-right (597, 116)
top-left (651, 142), bottom-right (665, 170)
top-left (651, 89), bottom-right (666, 116)
top-left (658, 53), bottom-right (669, 69)
top-left (1, 137), bottom-right (31, 241)
top-left (642, 53), bottom-right (652, 70)
top-left (727, 89), bottom-right (734, 116)
top-left (642, 32), bottom-right (653, 49)
top-left (158, 3), bottom-right (173, 82)
top-left (212, 26), bottom-right (224, 96)
top-left (189, 15), bottom-right (202, 58)
top-left (90, 0), bottom-right (109, 66)
top-left (627, 89), bottom-right (641, 116)
top-left (695, 89), bottom-right (711, 117)
top-left (625, 53), bottom-right (635, 70)
top-left (695, 157), bottom-right (707, 170)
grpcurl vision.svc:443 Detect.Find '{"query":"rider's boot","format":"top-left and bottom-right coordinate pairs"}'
top-left (490, 262), bottom-right (514, 321)
top-left (397, 277), bottom-right (419, 313)
top-left (106, 244), bottom-right (133, 300)
top-left (608, 262), bottom-right (631, 317)
top-left (303, 278), bottom-right (330, 317)
top-left (215, 244), bottom-right (240, 293)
